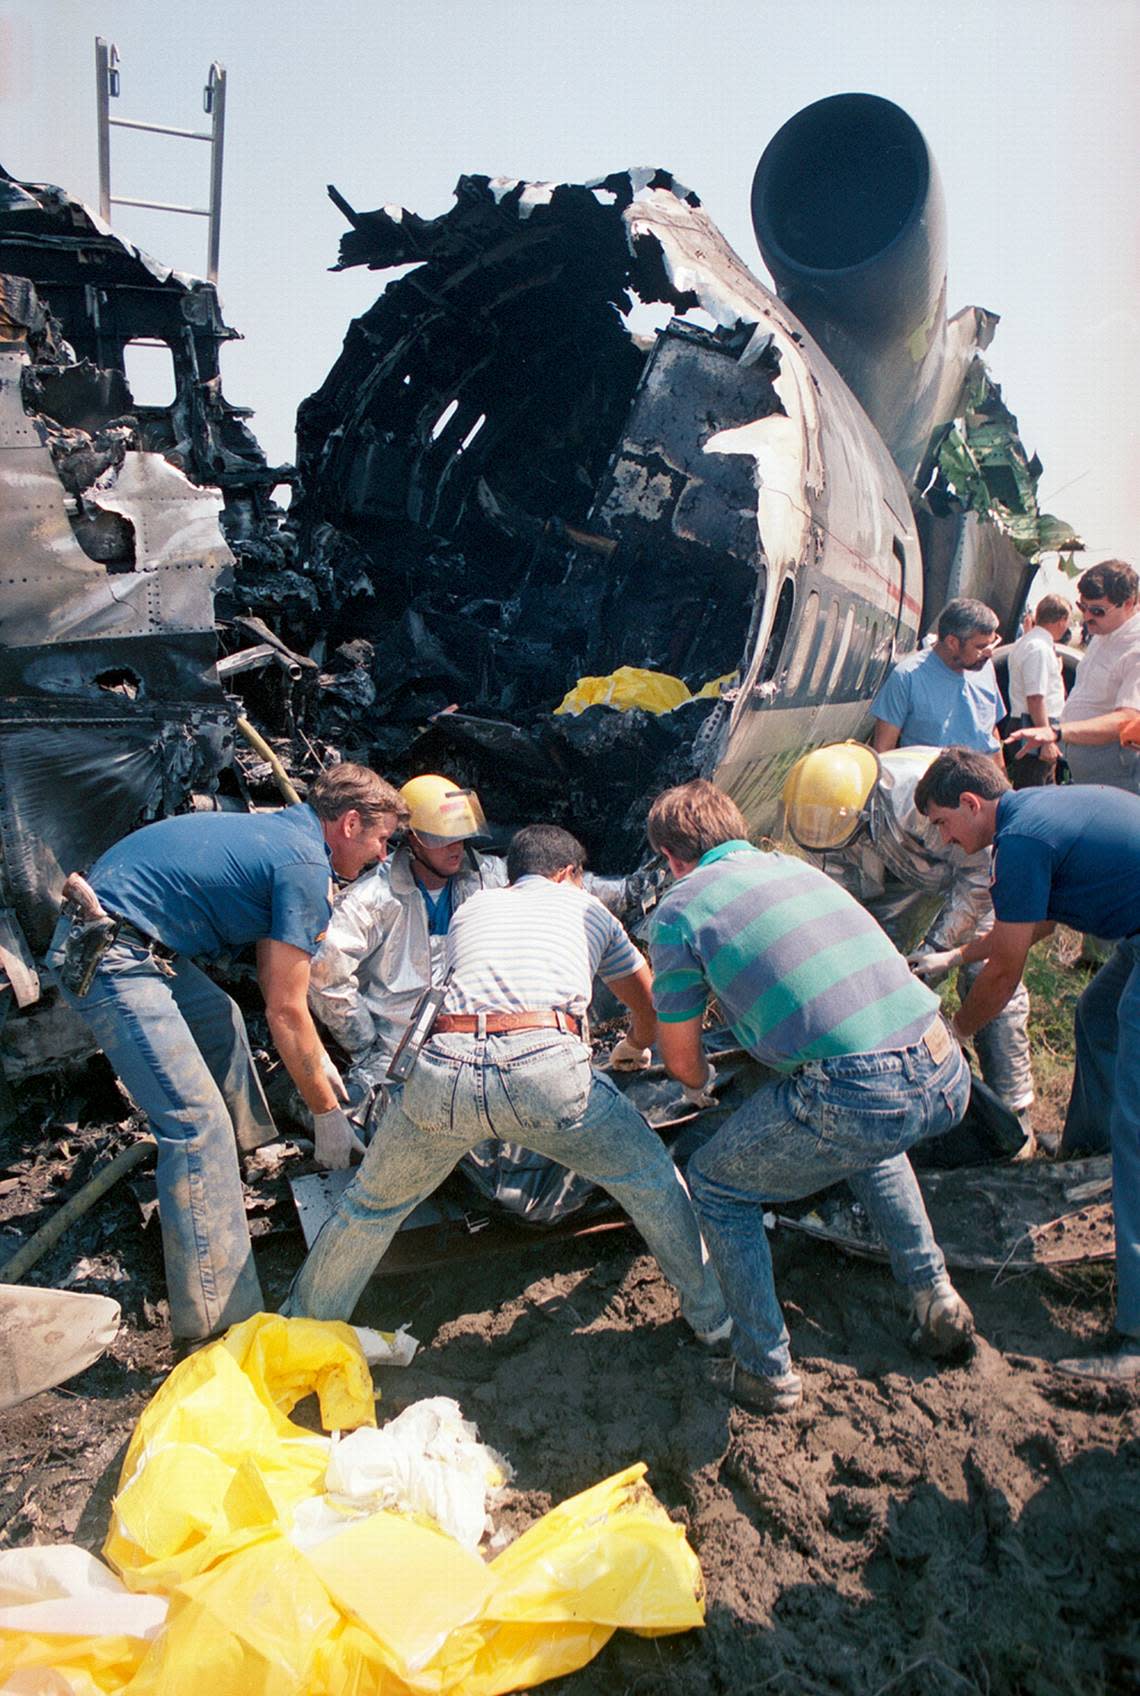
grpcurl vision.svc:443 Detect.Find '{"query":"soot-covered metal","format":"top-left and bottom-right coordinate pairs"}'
top-left (0, 168), bottom-right (287, 1037)
top-left (289, 171), bottom-right (784, 869)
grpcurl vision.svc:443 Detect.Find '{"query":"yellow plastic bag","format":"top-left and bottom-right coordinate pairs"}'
top-left (123, 1535), bottom-right (342, 1696)
top-left (696, 671), bottom-right (736, 698)
top-left (555, 665), bottom-right (736, 715)
top-left (4, 1315), bottom-right (704, 1694)
top-left (462, 1463), bottom-right (704, 1696)
top-left (105, 1313), bottom-right (376, 1593)
top-left (0, 1545), bottom-right (167, 1694)
top-left (555, 666), bottom-right (692, 715)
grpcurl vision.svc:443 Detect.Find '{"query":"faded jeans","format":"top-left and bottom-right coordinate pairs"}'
top-left (285, 1029), bottom-right (728, 1333)
top-left (1060, 936), bottom-right (1140, 1336)
top-left (687, 1024), bottom-right (971, 1378)
top-left (58, 939), bottom-right (270, 1341)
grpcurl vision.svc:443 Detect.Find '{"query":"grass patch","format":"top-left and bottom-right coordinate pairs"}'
top-left (941, 926), bottom-right (1087, 1135)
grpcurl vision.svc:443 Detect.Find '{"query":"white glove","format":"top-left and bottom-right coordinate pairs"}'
top-left (682, 1060), bottom-right (719, 1108)
top-left (320, 1050), bottom-right (350, 1102)
top-left (907, 948), bottom-right (960, 985)
top-left (313, 1107), bottom-right (366, 1171)
top-left (608, 1034), bottom-right (652, 1071)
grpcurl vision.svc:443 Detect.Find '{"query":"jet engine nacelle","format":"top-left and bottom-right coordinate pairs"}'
top-left (752, 92), bottom-right (989, 488)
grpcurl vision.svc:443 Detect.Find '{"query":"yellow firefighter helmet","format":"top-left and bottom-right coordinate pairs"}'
top-left (398, 774), bottom-right (487, 843)
top-left (782, 742), bottom-right (880, 852)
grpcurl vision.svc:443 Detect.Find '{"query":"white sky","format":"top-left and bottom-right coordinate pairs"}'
top-left (4, 0), bottom-right (1137, 587)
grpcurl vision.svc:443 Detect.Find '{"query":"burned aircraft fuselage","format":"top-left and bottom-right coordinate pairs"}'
top-left (289, 170), bottom-right (931, 867)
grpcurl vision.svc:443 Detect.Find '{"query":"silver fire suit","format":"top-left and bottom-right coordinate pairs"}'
top-left (310, 844), bottom-right (508, 1086)
top-left (803, 746), bottom-right (1034, 1114)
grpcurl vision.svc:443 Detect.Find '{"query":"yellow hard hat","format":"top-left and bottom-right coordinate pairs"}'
top-left (782, 742), bottom-right (880, 852)
top-left (398, 774), bottom-right (487, 843)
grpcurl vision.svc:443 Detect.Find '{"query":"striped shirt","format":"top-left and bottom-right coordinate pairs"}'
top-left (649, 841), bottom-right (936, 1073)
top-left (443, 875), bottom-right (640, 1019)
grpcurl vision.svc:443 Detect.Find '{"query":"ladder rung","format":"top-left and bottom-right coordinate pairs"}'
top-left (109, 117), bottom-right (212, 143)
top-left (110, 196), bottom-right (210, 217)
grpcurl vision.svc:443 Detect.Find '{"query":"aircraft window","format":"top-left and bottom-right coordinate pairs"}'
top-left (867, 621), bottom-right (890, 691)
top-left (829, 605), bottom-right (856, 690)
top-left (757, 578), bottom-right (795, 684)
top-left (808, 597), bottom-right (840, 695)
top-left (430, 399), bottom-right (460, 441)
top-left (784, 589), bottom-right (819, 693)
top-left (123, 340), bottom-right (176, 408)
top-left (856, 620), bottom-right (879, 691)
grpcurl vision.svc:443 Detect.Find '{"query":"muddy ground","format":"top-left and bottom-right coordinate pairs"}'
top-left (1, 1062), bottom-right (1138, 1696)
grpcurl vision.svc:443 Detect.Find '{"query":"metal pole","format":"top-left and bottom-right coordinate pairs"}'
top-left (0, 1140), bottom-right (153, 1284)
top-left (205, 62), bottom-right (227, 284)
top-left (94, 37), bottom-right (118, 223)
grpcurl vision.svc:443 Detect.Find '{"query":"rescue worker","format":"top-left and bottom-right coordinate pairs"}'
top-left (309, 774), bottom-right (507, 1101)
top-left (871, 598), bottom-right (1005, 767)
top-left (646, 779), bottom-right (974, 1415)
top-left (781, 742), bottom-right (1038, 1151)
top-left (914, 747), bottom-right (1140, 1382)
top-left (307, 773), bottom-right (624, 1220)
top-left (284, 823), bottom-right (730, 1344)
top-left (1004, 593), bottom-right (1071, 788)
top-left (53, 764), bottom-right (408, 1348)
top-left (1007, 560), bottom-right (1140, 793)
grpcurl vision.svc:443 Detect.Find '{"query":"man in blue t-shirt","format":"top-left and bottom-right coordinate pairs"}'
top-left (55, 764), bottom-right (408, 1347)
top-left (872, 598), bottom-right (1005, 764)
top-left (914, 747), bottom-right (1140, 1384)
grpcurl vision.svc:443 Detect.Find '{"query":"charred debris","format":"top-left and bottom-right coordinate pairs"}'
top-left (0, 98), bottom-right (1075, 1088)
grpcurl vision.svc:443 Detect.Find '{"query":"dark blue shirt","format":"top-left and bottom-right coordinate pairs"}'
top-left (990, 787), bottom-right (1140, 938)
top-left (90, 805), bottom-right (335, 958)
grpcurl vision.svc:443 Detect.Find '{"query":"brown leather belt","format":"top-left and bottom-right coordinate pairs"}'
top-left (433, 1009), bottom-right (583, 1038)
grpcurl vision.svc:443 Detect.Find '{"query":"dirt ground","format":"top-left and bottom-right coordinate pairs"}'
top-left (2, 1064), bottom-right (1138, 1696)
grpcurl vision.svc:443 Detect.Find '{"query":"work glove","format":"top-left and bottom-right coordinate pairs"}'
top-left (321, 1050), bottom-right (350, 1102)
top-left (907, 948), bottom-right (960, 985)
top-left (608, 1034), bottom-right (653, 1071)
top-left (313, 1107), bottom-right (367, 1171)
top-left (682, 1060), bottom-right (719, 1109)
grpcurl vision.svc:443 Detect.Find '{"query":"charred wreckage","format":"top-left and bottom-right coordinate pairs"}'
top-left (0, 93), bottom-right (1076, 1109)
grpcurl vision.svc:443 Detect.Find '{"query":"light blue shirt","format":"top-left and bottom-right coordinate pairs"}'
top-left (871, 647), bottom-right (1004, 752)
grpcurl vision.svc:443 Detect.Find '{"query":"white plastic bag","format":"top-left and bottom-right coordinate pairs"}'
top-left (321, 1396), bottom-right (513, 1550)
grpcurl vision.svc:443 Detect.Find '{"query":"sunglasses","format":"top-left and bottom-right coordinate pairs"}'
top-left (1077, 602), bottom-right (1111, 619)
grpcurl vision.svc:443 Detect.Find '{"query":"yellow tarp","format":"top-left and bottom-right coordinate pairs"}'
top-left (0, 1314), bottom-right (704, 1695)
top-left (554, 665), bottom-right (734, 716)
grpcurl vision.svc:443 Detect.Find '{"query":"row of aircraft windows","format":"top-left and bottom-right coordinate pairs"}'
top-left (776, 586), bottom-right (890, 702)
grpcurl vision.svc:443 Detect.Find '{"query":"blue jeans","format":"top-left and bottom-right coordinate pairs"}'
top-left (59, 939), bottom-right (269, 1340)
top-left (1061, 936), bottom-right (1140, 1336)
top-left (687, 1025), bottom-right (971, 1378)
top-left (285, 1029), bottom-right (728, 1333)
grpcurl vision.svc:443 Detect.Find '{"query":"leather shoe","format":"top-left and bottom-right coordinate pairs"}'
top-left (730, 1361), bottom-right (803, 1414)
top-left (1054, 1337), bottom-right (1140, 1383)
